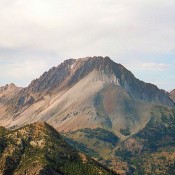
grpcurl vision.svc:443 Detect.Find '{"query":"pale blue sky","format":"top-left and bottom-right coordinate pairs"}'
top-left (0, 0), bottom-right (175, 91)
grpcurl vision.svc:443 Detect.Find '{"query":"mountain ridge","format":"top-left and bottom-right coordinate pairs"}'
top-left (4, 57), bottom-right (174, 111)
top-left (0, 56), bottom-right (174, 133)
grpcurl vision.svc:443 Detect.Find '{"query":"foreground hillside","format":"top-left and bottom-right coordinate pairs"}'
top-left (0, 122), bottom-right (116, 175)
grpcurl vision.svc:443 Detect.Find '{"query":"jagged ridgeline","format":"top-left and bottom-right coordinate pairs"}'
top-left (0, 122), bottom-right (117, 175)
top-left (0, 57), bottom-right (174, 135)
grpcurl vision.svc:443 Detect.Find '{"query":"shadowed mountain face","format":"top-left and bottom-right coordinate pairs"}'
top-left (170, 89), bottom-right (175, 102)
top-left (0, 57), bottom-right (174, 135)
top-left (0, 122), bottom-right (116, 175)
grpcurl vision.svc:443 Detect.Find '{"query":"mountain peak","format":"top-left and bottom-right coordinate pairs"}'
top-left (0, 83), bottom-right (21, 98)
top-left (0, 83), bottom-right (17, 91)
top-left (62, 58), bottom-right (76, 66)
top-left (76, 56), bottom-right (113, 65)
top-left (6, 57), bottom-right (174, 112)
top-left (77, 56), bottom-right (111, 61)
top-left (27, 56), bottom-right (115, 93)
